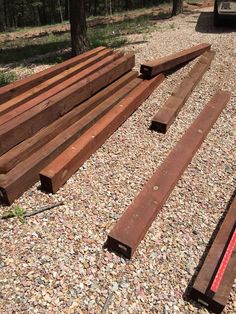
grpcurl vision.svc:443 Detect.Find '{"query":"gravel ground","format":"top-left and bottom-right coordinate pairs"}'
top-left (0, 8), bottom-right (235, 314)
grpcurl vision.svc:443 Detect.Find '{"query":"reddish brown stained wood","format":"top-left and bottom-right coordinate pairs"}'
top-left (0, 46), bottom-right (106, 105)
top-left (140, 43), bottom-right (211, 78)
top-left (0, 53), bottom-right (135, 156)
top-left (0, 49), bottom-right (118, 124)
top-left (0, 71), bottom-right (138, 173)
top-left (39, 74), bottom-right (164, 194)
top-left (0, 77), bottom-right (141, 205)
top-left (106, 90), bottom-right (231, 259)
top-left (151, 50), bottom-right (216, 133)
top-left (0, 48), bottom-right (113, 119)
top-left (189, 196), bottom-right (236, 313)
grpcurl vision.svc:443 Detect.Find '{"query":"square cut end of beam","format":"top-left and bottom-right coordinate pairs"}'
top-left (0, 187), bottom-right (11, 206)
top-left (140, 65), bottom-right (152, 79)
top-left (40, 174), bottom-right (55, 194)
top-left (106, 235), bottom-right (132, 259)
top-left (151, 120), bottom-right (168, 134)
top-left (189, 287), bottom-right (225, 314)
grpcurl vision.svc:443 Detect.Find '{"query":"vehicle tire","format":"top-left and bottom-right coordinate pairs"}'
top-left (214, 0), bottom-right (223, 26)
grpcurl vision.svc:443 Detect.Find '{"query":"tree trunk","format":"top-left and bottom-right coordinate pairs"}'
top-left (94, 0), bottom-right (97, 16)
top-left (65, 0), bottom-right (69, 20)
top-left (58, 0), bottom-right (64, 23)
top-left (172, 0), bottom-right (183, 16)
top-left (0, 0), bottom-right (6, 31)
top-left (69, 0), bottom-right (89, 56)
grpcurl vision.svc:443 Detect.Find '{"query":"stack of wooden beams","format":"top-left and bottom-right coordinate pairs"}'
top-left (0, 46), bottom-right (164, 205)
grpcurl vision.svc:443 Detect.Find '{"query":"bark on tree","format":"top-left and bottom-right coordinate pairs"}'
top-left (65, 0), bottom-right (69, 20)
top-left (69, 0), bottom-right (89, 56)
top-left (93, 0), bottom-right (97, 15)
top-left (172, 0), bottom-right (183, 16)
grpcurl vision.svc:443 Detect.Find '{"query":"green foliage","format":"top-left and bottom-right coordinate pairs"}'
top-left (89, 15), bottom-right (154, 48)
top-left (0, 14), bottom-right (156, 66)
top-left (0, 72), bottom-right (17, 87)
top-left (1, 206), bottom-right (26, 222)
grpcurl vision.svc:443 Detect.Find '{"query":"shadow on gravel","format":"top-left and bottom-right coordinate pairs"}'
top-left (196, 11), bottom-right (236, 33)
top-left (0, 39), bottom-right (70, 65)
top-left (183, 187), bottom-right (236, 310)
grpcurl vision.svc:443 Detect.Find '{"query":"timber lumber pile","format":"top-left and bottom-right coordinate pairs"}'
top-left (140, 43), bottom-right (211, 78)
top-left (106, 90), bottom-right (231, 259)
top-left (151, 50), bottom-right (216, 133)
top-left (0, 47), bottom-right (163, 205)
top-left (189, 195), bottom-right (236, 314)
top-left (0, 46), bottom-right (107, 105)
top-left (0, 49), bottom-right (134, 154)
top-left (0, 47), bottom-right (142, 205)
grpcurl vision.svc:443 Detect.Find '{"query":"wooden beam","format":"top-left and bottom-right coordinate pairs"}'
top-left (140, 43), bottom-right (211, 78)
top-left (106, 90), bottom-right (231, 259)
top-left (0, 48), bottom-right (113, 118)
top-left (151, 50), bottom-right (216, 133)
top-left (0, 53), bottom-right (135, 156)
top-left (0, 77), bottom-right (141, 205)
top-left (0, 71), bottom-right (138, 173)
top-left (0, 46), bottom-right (106, 105)
top-left (0, 50), bottom-right (119, 125)
top-left (39, 74), bottom-right (164, 194)
top-left (189, 196), bottom-right (236, 313)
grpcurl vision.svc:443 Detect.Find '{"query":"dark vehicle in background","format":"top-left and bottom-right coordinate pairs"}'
top-left (214, 0), bottom-right (236, 26)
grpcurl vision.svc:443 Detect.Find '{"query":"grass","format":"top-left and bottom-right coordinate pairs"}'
top-left (1, 206), bottom-right (26, 222)
top-left (89, 15), bottom-right (155, 48)
top-left (0, 15), bottom-right (156, 66)
top-left (0, 32), bottom-right (70, 64)
top-left (0, 72), bottom-right (17, 87)
top-left (185, 0), bottom-right (202, 4)
top-left (1, 20), bottom-right (69, 34)
top-left (0, 13), bottom-right (166, 86)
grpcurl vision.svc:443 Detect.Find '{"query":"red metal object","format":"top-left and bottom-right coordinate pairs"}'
top-left (210, 226), bottom-right (236, 294)
top-left (0, 53), bottom-right (135, 156)
top-left (190, 196), bottom-right (236, 313)
top-left (0, 46), bottom-right (106, 105)
top-left (106, 90), bottom-right (231, 259)
top-left (39, 74), bottom-right (164, 194)
top-left (151, 50), bottom-right (215, 133)
top-left (140, 43), bottom-right (211, 78)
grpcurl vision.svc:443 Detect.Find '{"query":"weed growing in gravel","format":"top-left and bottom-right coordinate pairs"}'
top-left (2, 206), bottom-right (26, 222)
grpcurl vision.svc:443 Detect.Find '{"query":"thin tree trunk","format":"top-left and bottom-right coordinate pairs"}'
top-left (172, 0), bottom-right (183, 16)
top-left (3, 0), bottom-right (8, 29)
top-left (69, 0), bottom-right (89, 56)
top-left (65, 0), bottom-right (69, 20)
top-left (94, 0), bottom-right (97, 16)
top-left (109, 0), bottom-right (112, 15)
top-left (58, 0), bottom-right (64, 23)
top-left (106, 0), bottom-right (108, 15)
